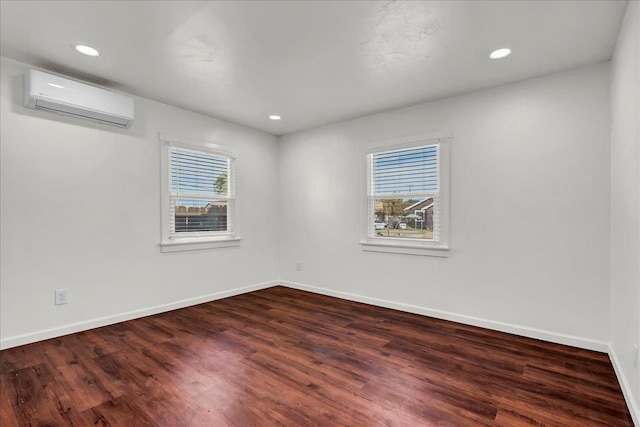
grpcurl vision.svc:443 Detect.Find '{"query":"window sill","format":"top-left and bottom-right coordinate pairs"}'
top-left (160, 237), bottom-right (242, 253)
top-left (359, 240), bottom-right (449, 257)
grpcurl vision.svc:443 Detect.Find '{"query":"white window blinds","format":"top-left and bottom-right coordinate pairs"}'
top-left (368, 142), bottom-right (442, 242)
top-left (371, 144), bottom-right (439, 196)
top-left (168, 146), bottom-right (235, 237)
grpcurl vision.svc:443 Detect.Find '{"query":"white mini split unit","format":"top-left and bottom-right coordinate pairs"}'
top-left (23, 69), bottom-right (134, 128)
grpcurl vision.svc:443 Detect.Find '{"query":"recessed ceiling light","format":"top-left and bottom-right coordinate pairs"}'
top-left (75, 45), bottom-right (100, 57)
top-left (48, 83), bottom-right (64, 89)
top-left (269, 115), bottom-right (281, 120)
top-left (489, 48), bottom-right (511, 60)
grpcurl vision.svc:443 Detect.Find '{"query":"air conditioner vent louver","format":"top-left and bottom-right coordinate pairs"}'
top-left (24, 69), bottom-right (134, 128)
top-left (34, 99), bottom-right (131, 127)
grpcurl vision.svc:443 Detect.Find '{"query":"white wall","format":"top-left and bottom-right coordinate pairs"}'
top-left (0, 57), bottom-right (616, 352)
top-left (279, 63), bottom-right (612, 349)
top-left (610, 1), bottom-right (640, 421)
top-left (0, 57), bottom-right (280, 348)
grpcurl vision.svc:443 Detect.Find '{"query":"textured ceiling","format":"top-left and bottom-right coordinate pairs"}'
top-left (0, 1), bottom-right (628, 135)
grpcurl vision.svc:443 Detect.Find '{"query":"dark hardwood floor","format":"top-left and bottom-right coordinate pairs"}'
top-left (0, 286), bottom-right (634, 426)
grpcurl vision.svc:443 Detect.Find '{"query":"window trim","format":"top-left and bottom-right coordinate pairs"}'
top-left (159, 133), bottom-right (241, 253)
top-left (360, 131), bottom-right (451, 257)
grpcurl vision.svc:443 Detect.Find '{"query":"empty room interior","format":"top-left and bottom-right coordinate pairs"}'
top-left (0, 0), bottom-right (639, 426)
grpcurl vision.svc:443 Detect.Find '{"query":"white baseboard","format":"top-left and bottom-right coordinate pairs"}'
top-left (279, 280), bottom-right (610, 353)
top-left (609, 346), bottom-right (640, 426)
top-left (2, 277), bottom-right (610, 353)
top-left (0, 280), bottom-right (277, 350)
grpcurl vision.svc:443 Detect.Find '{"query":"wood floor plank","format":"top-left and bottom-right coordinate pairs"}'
top-left (0, 370), bottom-right (20, 427)
top-left (0, 286), bottom-right (634, 426)
top-left (4, 363), bottom-right (75, 426)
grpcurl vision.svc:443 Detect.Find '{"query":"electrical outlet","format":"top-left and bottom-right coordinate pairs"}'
top-left (296, 262), bottom-right (302, 272)
top-left (55, 289), bottom-right (68, 305)
top-left (634, 345), bottom-right (639, 369)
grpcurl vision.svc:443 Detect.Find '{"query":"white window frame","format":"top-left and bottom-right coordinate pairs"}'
top-left (360, 131), bottom-right (450, 257)
top-left (159, 133), bottom-right (241, 253)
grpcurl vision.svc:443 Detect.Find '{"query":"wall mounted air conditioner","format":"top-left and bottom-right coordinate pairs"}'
top-left (24, 69), bottom-right (134, 128)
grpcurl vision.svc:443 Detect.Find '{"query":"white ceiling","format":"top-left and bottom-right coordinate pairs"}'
top-left (0, 1), bottom-right (628, 135)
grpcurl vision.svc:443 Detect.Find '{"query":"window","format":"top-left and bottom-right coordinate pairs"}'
top-left (362, 133), bottom-right (450, 256)
top-left (160, 135), bottom-right (240, 252)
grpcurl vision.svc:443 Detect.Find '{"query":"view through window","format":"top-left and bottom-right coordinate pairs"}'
top-left (368, 143), bottom-right (439, 241)
top-left (169, 146), bottom-right (235, 237)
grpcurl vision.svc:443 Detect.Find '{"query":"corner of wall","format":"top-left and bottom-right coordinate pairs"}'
top-left (610, 345), bottom-right (640, 426)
